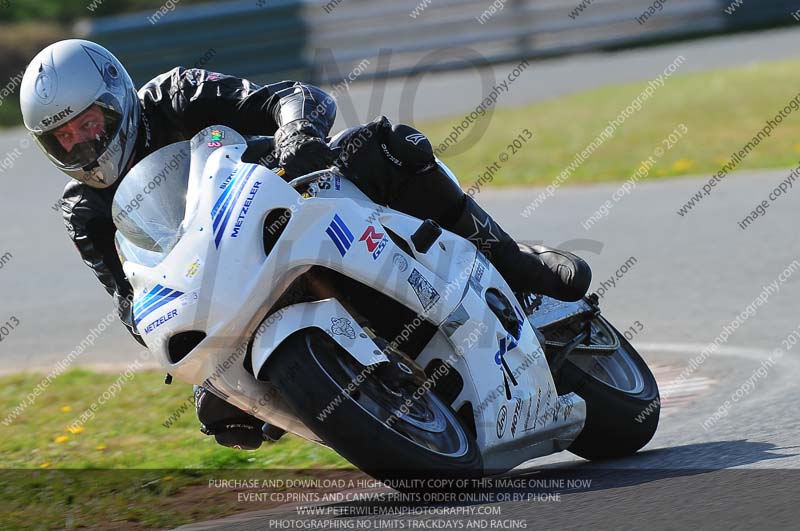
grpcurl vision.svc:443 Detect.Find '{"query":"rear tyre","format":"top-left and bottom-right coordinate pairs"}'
top-left (265, 329), bottom-right (482, 481)
top-left (556, 323), bottom-right (660, 460)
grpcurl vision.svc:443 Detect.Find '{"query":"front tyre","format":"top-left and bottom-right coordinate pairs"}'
top-left (265, 329), bottom-right (482, 480)
top-left (556, 323), bottom-right (660, 460)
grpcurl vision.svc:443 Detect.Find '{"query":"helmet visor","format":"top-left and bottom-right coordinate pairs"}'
top-left (35, 94), bottom-right (124, 171)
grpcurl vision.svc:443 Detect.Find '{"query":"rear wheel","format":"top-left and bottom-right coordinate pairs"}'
top-left (265, 329), bottom-right (482, 480)
top-left (555, 323), bottom-right (660, 460)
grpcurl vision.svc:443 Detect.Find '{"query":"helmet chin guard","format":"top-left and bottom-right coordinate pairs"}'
top-left (20, 39), bottom-right (140, 188)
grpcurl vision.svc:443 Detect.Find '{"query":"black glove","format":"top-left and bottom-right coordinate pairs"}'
top-left (273, 120), bottom-right (336, 179)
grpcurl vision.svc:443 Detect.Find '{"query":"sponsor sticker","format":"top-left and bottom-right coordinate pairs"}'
top-left (318, 175), bottom-right (342, 191)
top-left (407, 269), bottom-right (440, 311)
top-left (496, 405), bottom-right (508, 439)
top-left (560, 396), bottom-right (575, 422)
top-left (231, 181), bottom-right (262, 238)
top-left (510, 397), bottom-right (523, 437)
top-left (179, 290), bottom-right (200, 308)
top-left (392, 253), bottom-right (409, 272)
top-left (143, 309), bottom-right (178, 335)
top-left (184, 257), bottom-right (203, 280)
top-left (470, 255), bottom-right (490, 294)
top-left (207, 128), bottom-right (225, 148)
top-left (359, 226), bottom-right (388, 260)
top-left (330, 317), bottom-right (356, 340)
top-left (474, 262), bottom-right (485, 284)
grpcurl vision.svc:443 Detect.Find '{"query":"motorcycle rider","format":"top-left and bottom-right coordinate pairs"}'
top-left (21, 40), bottom-right (591, 450)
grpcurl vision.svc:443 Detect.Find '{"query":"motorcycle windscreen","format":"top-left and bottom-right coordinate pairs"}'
top-left (112, 141), bottom-right (192, 257)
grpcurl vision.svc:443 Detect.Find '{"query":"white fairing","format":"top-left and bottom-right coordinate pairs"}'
top-left (115, 126), bottom-right (586, 474)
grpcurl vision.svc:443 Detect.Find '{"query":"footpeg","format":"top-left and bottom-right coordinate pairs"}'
top-left (411, 219), bottom-right (441, 253)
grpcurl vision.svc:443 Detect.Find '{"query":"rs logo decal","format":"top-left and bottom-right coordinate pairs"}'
top-left (359, 226), bottom-right (388, 260)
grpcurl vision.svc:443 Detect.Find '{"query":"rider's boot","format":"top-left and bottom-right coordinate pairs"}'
top-left (443, 190), bottom-right (592, 302)
top-left (194, 386), bottom-right (265, 450)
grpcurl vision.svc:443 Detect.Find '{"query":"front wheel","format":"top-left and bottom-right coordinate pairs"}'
top-left (555, 322), bottom-right (660, 460)
top-left (265, 329), bottom-right (482, 480)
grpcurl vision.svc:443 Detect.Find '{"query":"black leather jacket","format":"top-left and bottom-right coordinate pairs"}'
top-left (59, 68), bottom-right (337, 343)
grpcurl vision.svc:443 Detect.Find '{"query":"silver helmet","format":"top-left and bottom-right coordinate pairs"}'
top-left (20, 39), bottom-right (140, 188)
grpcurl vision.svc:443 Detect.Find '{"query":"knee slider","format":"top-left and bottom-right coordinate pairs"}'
top-left (384, 123), bottom-right (436, 173)
top-left (196, 386), bottom-right (260, 431)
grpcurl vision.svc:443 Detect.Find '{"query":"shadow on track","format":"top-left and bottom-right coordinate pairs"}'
top-left (310, 440), bottom-right (796, 516)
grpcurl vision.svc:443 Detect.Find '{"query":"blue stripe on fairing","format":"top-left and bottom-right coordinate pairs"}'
top-left (133, 285), bottom-right (170, 313)
top-left (326, 226), bottom-right (347, 256)
top-left (133, 284), bottom-right (163, 312)
top-left (328, 219), bottom-right (351, 250)
top-left (214, 165), bottom-right (258, 247)
top-left (211, 166), bottom-right (244, 221)
top-left (134, 291), bottom-right (184, 326)
top-left (333, 214), bottom-right (354, 243)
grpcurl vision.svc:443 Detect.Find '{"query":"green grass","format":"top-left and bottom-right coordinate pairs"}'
top-left (424, 57), bottom-right (800, 187)
top-left (0, 369), bottom-right (346, 469)
top-left (0, 21), bottom-right (70, 128)
top-left (0, 467), bottom-right (366, 530)
top-left (0, 369), bottom-right (351, 529)
top-left (0, 95), bottom-right (22, 128)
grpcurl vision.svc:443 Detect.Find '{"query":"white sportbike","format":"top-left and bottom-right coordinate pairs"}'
top-left (113, 126), bottom-right (660, 479)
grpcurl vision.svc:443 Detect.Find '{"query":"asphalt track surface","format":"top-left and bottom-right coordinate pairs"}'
top-left (170, 169), bottom-right (800, 530)
top-left (0, 25), bottom-right (798, 531)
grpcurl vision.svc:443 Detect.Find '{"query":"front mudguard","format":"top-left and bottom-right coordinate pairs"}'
top-left (250, 298), bottom-right (389, 380)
